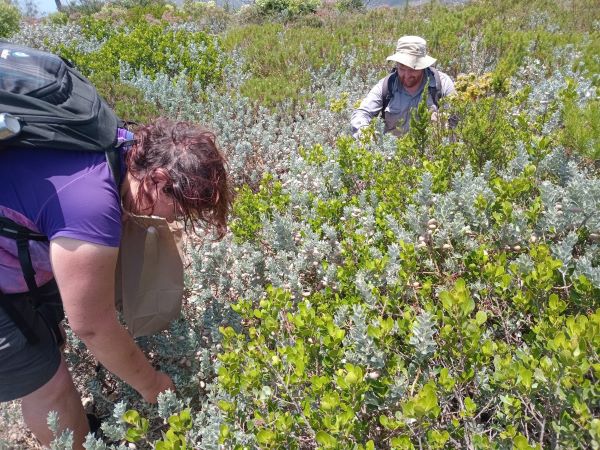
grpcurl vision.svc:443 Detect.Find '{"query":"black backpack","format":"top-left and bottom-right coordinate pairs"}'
top-left (0, 41), bottom-right (123, 183)
top-left (0, 42), bottom-right (126, 346)
top-left (380, 66), bottom-right (442, 119)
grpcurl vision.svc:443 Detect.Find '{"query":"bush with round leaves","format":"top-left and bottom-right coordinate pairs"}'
top-left (0, 0), bottom-right (20, 38)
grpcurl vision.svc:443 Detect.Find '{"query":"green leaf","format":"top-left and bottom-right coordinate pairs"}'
top-left (155, 442), bottom-right (170, 450)
top-left (464, 397), bottom-right (477, 416)
top-left (311, 375), bottom-right (330, 392)
top-left (548, 294), bottom-right (566, 313)
top-left (316, 431), bottom-right (337, 448)
top-left (427, 429), bottom-right (450, 448)
top-left (256, 429), bottom-right (276, 444)
top-left (125, 428), bottom-right (143, 443)
top-left (122, 409), bottom-right (140, 425)
top-left (344, 364), bottom-right (363, 386)
top-left (413, 382), bottom-right (440, 418)
top-left (513, 434), bottom-right (535, 449)
top-left (379, 415), bottom-right (390, 428)
top-left (440, 291), bottom-right (453, 312)
top-left (218, 400), bottom-right (234, 412)
top-left (169, 409), bottom-right (192, 432)
top-left (460, 294), bottom-right (475, 316)
top-left (390, 435), bottom-right (415, 449)
top-left (320, 391), bottom-right (340, 411)
top-left (439, 368), bottom-right (455, 391)
top-left (165, 428), bottom-right (178, 442)
top-left (475, 310), bottom-right (488, 325)
top-left (179, 409), bottom-right (192, 427)
top-left (518, 366), bottom-right (533, 390)
top-left (219, 424), bottom-right (230, 441)
top-left (481, 339), bottom-right (496, 356)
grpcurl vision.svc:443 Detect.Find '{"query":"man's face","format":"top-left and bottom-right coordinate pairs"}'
top-left (396, 63), bottom-right (424, 89)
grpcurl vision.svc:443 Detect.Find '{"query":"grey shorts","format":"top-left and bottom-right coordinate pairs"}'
top-left (0, 283), bottom-right (63, 402)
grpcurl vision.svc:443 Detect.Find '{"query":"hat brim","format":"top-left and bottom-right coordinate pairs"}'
top-left (386, 53), bottom-right (436, 70)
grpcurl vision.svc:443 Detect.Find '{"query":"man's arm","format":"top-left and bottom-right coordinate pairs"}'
top-left (350, 78), bottom-right (386, 138)
top-left (50, 237), bottom-right (174, 403)
top-left (438, 71), bottom-right (456, 98)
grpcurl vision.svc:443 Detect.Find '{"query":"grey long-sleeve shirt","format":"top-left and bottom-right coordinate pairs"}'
top-left (351, 68), bottom-right (455, 137)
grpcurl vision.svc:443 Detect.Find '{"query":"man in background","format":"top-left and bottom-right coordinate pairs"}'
top-left (351, 35), bottom-right (455, 138)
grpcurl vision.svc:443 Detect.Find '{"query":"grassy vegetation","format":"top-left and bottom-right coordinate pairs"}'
top-left (1, 0), bottom-right (599, 448)
top-left (221, 0), bottom-right (599, 108)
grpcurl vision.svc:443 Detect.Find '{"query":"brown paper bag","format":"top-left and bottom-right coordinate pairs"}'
top-left (115, 215), bottom-right (184, 338)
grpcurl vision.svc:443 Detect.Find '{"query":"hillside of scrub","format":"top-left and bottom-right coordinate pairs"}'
top-left (0, 0), bottom-right (599, 448)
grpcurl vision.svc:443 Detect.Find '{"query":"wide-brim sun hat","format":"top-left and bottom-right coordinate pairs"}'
top-left (386, 35), bottom-right (437, 70)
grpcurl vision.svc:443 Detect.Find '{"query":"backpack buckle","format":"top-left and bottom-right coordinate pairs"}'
top-left (0, 113), bottom-right (21, 140)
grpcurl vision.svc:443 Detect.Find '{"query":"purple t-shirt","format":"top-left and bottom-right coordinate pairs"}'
top-left (0, 146), bottom-right (123, 294)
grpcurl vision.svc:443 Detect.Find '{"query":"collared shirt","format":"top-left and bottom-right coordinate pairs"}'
top-left (351, 68), bottom-right (456, 137)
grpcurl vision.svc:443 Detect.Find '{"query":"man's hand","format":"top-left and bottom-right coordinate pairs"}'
top-left (140, 370), bottom-right (175, 404)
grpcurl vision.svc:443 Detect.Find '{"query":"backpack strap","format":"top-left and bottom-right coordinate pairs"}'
top-left (427, 67), bottom-right (442, 108)
top-left (0, 217), bottom-right (50, 345)
top-left (0, 281), bottom-right (65, 347)
top-left (0, 217), bottom-right (47, 296)
top-left (380, 69), bottom-right (397, 119)
top-left (105, 149), bottom-right (122, 187)
top-left (107, 126), bottom-right (138, 187)
top-left (0, 291), bottom-right (39, 344)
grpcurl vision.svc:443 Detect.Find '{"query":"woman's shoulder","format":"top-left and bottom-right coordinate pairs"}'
top-left (41, 153), bottom-right (123, 247)
top-left (0, 148), bottom-right (123, 247)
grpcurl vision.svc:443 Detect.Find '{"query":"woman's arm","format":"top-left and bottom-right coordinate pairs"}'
top-left (49, 237), bottom-right (174, 403)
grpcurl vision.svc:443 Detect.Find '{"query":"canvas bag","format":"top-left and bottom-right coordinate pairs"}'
top-left (115, 215), bottom-right (184, 338)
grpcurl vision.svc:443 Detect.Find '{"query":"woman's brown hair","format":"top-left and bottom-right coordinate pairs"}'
top-left (126, 118), bottom-right (231, 239)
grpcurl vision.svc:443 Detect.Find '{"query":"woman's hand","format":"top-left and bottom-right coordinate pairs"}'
top-left (139, 370), bottom-right (175, 404)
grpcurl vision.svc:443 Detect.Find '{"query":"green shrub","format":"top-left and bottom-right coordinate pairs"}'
top-left (62, 0), bottom-right (105, 15)
top-left (179, 0), bottom-right (231, 31)
top-left (255, 0), bottom-right (322, 17)
top-left (58, 20), bottom-right (225, 87)
top-left (0, 0), bottom-right (20, 38)
top-left (89, 73), bottom-right (160, 124)
top-left (448, 96), bottom-right (521, 171)
top-left (181, 0), bottom-right (218, 17)
top-left (113, 0), bottom-right (168, 7)
top-left (335, 0), bottom-right (364, 13)
top-left (215, 129), bottom-right (600, 449)
top-left (76, 0), bottom-right (169, 18)
top-left (47, 11), bottom-right (70, 25)
top-left (224, 0), bottom-right (598, 107)
top-left (3, 2), bottom-right (599, 449)
top-left (561, 99), bottom-right (600, 163)
top-left (76, 15), bottom-right (115, 40)
top-left (114, 0), bottom-right (170, 21)
top-left (78, 2), bottom-right (168, 29)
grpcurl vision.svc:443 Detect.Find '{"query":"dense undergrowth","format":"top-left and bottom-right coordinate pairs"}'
top-left (0, 0), bottom-right (599, 448)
